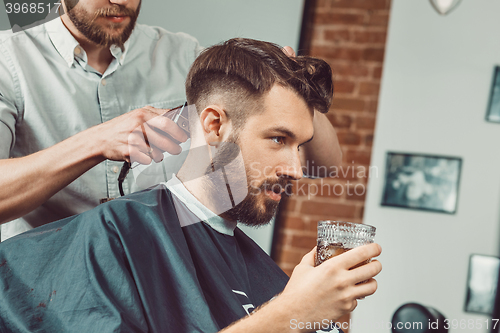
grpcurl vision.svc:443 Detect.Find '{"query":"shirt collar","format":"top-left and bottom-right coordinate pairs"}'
top-left (165, 175), bottom-right (237, 236)
top-left (110, 39), bottom-right (130, 66)
top-left (45, 17), bottom-right (79, 67)
top-left (45, 16), bottom-right (131, 67)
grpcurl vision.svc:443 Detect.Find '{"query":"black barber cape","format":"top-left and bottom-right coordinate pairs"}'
top-left (0, 185), bottom-right (289, 332)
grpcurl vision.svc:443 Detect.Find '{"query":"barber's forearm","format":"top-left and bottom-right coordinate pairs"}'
top-left (300, 112), bottom-right (342, 177)
top-left (0, 127), bottom-right (105, 225)
top-left (0, 105), bottom-right (188, 225)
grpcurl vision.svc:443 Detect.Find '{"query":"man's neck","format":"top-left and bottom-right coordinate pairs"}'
top-left (60, 15), bottom-right (113, 74)
top-left (177, 143), bottom-right (248, 220)
top-left (177, 146), bottom-right (234, 218)
top-left (177, 146), bottom-right (215, 211)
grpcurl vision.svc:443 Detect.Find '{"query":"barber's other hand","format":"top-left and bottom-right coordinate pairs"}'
top-left (92, 106), bottom-right (189, 165)
top-left (282, 46), bottom-right (296, 57)
top-left (278, 243), bottom-right (382, 325)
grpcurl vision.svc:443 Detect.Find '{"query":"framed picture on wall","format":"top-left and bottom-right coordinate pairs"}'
top-left (486, 66), bottom-right (500, 123)
top-left (464, 254), bottom-right (500, 316)
top-left (381, 152), bottom-right (462, 214)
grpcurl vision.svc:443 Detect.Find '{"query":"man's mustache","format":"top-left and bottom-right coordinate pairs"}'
top-left (94, 5), bottom-right (137, 19)
top-left (259, 178), bottom-right (293, 197)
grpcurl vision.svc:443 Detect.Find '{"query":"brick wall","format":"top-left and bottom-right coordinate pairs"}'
top-left (272, 1), bottom-right (391, 330)
top-left (273, 0), bottom-right (391, 284)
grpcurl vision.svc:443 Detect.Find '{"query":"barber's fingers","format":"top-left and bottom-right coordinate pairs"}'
top-left (142, 106), bottom-right (188, 143)
top-left (127, 129), bottom-right (169, 164)
top-left (140, 122), bottom-right (184, 155)
top-left (127, 118), bottom-right (184, 164)
top-left (128, 143), bottom-right (166, 165)
top-left (129, 145), bottom-right (153, 165)
top-left (127, 132), bottom-right (154, 164)
top-left (282, 46), bottom-right (296, 57)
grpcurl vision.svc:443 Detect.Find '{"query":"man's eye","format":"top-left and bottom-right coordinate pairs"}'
top-left (271, 137), bottom-right (285, 145)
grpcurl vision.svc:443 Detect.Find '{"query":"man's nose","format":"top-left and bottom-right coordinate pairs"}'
top-left (276, 151), bottom-right (303, 180)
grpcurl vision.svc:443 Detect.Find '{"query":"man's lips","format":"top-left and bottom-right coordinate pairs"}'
top-left (103, 16), bottom-right (129, 23)
top-left (265, 189), bottom-right (283, 201)
top-left (260, 181), bottom-right (292, 202)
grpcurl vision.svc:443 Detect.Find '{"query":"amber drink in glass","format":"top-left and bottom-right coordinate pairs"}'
top-left (315, 221), bottom-right (376, 267)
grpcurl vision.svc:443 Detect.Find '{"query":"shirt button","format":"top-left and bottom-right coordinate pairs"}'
top-left (74, 47), bottom-right (81, 55)
top-left (112, 166), bottom-right (120, 173)
top-left (101, 79), bottom-right (107, 86)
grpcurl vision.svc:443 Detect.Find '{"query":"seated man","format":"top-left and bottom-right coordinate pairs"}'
top-left (0, 38), bottom-right (381, 333)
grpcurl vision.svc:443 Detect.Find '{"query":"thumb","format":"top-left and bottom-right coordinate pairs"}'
top-left (300, 246), bottom-right (317, 266)
top-left (142, 105), bottom-right (166, 116)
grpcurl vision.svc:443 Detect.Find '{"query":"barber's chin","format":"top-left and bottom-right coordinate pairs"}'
top-left (264, 189), bottom-right (282, 202)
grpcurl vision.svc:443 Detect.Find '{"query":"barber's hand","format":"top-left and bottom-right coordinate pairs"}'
top-left (93, 106), bottom-right (189, 165)
top-left (282, 46), bottom-right (296, 57)
top-left (279, 243), bottom-right (382, 324)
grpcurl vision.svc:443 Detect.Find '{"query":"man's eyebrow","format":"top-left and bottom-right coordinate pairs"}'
top-left (268, 126), bottom-right (314, 146)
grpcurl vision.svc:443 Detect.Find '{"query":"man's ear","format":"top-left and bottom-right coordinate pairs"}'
top-left (199, 105), bottom-right (231, 145)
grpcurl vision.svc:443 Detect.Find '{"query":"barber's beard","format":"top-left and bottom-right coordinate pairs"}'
top-left (205, 135), bottom-right (292, 227)
top-left (65, 0), bottom-right (141, 49)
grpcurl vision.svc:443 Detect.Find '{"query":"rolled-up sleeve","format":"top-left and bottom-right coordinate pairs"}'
top-left (0, 44), bottom-right (20, 159)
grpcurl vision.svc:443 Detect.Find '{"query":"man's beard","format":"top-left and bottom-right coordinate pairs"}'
top-left (205, 136), bottom-right (292, 227)
top-left (64, 0), bottom-right (141, 49)
top-left (225, 176), bottom-right (292, 227)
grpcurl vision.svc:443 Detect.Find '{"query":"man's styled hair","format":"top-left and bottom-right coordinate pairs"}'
top-left (185, 38), bottom-right (333, 130)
